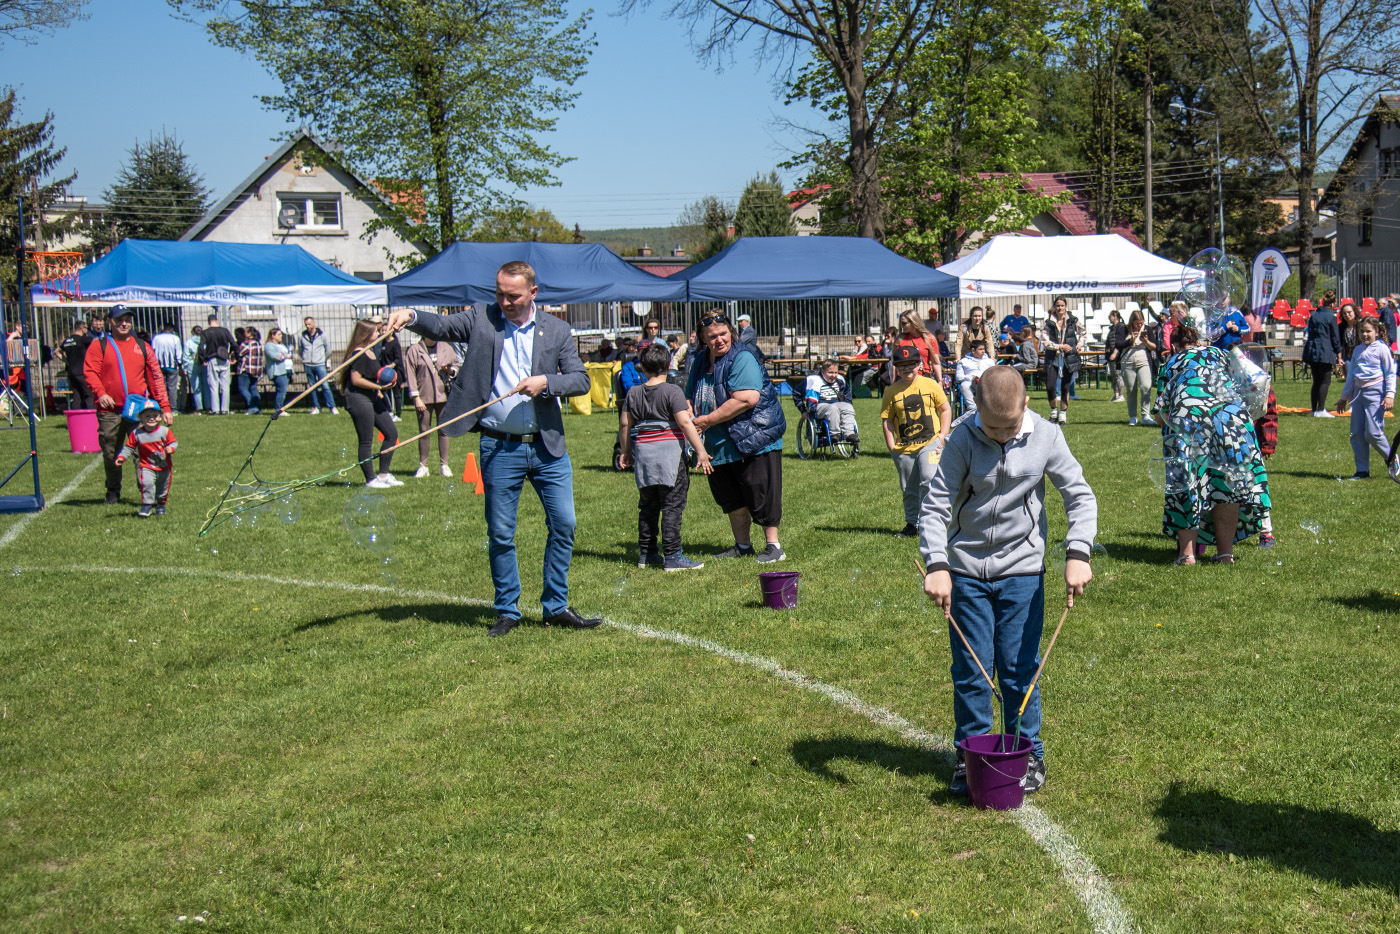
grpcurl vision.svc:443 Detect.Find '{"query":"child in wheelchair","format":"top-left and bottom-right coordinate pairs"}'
top-left (802, 359), bottom-right (859, 445)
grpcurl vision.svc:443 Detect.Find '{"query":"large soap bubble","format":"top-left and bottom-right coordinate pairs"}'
top-left (1149, 435), bottom-right (1193, 494)
top-left (1182, 248), bottom-right (1249, 312)
top-left (343, 493), bottom-right (396, 553)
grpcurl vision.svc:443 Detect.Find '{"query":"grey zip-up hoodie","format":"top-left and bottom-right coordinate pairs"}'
top-left (920, 410), bottom-right (1097, 579)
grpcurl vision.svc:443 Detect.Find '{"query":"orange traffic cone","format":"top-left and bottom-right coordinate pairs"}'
top-left (462, 452), bottom-right (484, 494)
top-left (376, 429), bottom-right (384, 442)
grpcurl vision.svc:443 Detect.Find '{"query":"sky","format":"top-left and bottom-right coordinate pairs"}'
top-left (3, 0), bottom-right (823, 231)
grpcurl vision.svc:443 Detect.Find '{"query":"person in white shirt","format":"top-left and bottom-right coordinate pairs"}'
top-left (151, 323), bottom-right (184, 414)
top-left (956, 341), bottom-right (997, 410)
top-left (803, 359), bottom-right (858, 442)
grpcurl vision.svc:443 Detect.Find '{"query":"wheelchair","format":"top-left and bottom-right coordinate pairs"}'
top-left (790, 391), bottom-right (858, 460)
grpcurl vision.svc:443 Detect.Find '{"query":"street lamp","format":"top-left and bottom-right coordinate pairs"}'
top-left (1168, 101), bottom-right (1225, 253)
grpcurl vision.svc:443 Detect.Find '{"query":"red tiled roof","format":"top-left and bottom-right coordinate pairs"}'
top-left (637, 264), bottom-right (687, 278)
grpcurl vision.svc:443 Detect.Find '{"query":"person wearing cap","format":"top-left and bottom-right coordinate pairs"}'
top-left (115, 399), bottom-right (177, 517)
top-left (736, 313), bottom-right (758, 348)
top-left (881, 343), bottom-right (951, 538)
top-left (384, 260), bottom-right (601, 638)
top-left (83, 306), bottom-right (172, 505)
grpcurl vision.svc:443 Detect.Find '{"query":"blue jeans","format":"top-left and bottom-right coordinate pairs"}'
top-left (270, 373), bottom-right (290, 413)
top-left (186, 364), bottom-right (206, 411)
top-left (479, 435), bottom-right (577, 618)
top-left (304, 364), bottom-right (335, 410)
top-left (236, 372), bottom-right (261, 413)
top-left (949, 573), bottom-right (1046, 758)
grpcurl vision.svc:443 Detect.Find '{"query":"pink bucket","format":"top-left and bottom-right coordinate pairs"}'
top-left (65, 409), bottom-right (99, 454)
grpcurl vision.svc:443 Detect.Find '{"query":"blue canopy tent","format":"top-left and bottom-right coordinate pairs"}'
top-left (30, 240), bottom-right (388, 306)
top-left (385, 242), bottom-right (686, 305)
top-left (671, 237), bottom-right (960, 299)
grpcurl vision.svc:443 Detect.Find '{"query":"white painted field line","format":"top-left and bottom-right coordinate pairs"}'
top-left (17, 564), bottom-right (1138, 934)
top-left (0, 456), bottom-right (101, 550)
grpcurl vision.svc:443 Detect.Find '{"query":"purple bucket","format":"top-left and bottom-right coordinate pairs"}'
top-left (959, 733), bottom-right (1033, 810)
top-left (758, 571), bottom-right (800, 609)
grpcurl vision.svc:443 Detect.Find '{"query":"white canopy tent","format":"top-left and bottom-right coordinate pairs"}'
top-left (936, 234), bottom-right (1191, 298)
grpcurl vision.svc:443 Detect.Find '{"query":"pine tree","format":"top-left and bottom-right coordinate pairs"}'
top-left (91, 130), bottom-right (211, 249)
top-left (0, 87), bottom-right (75, 300)
top-left (733, 171), bottom-right (795, 238)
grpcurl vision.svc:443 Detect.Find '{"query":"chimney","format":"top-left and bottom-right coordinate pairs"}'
top-left (639, 242), bottom-right (652, 257)
top-left (672, 245), bottom-right (685, 258)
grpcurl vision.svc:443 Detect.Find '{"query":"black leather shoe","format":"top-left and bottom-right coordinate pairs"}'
top-left (543, 607), bottom-right (602, 629)
top-left (487, 615), bottom-right (520, 637)
top-left (104, 492), bottom-right (119, 505)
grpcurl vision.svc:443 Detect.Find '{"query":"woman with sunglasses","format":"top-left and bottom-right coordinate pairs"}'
top-left (685, 309), bottom-right (788, 564)
top-left (893, 310), bottom-right (942, 384)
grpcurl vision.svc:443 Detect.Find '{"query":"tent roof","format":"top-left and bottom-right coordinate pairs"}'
top-left (385, 242), bottom-right (687, 305)
top-left (672, 236), bottom-right (959, 299)
top-left (935, 234), bottom-right (1190, 297)
top-left (31, 240), bottom-right (387, 306)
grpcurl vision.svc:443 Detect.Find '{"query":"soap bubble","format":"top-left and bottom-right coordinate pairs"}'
top-left (1091, 542), bottom-right (1108, 558)
top-left (1181, 248), bottom-right (1248, 312)
top-left (613, 576), bottom-right (628, 597)
top-left (1300, 520), bottom-right (1322, 542)
top-left (379, 553), bottom-right (401, 584)
top-left (1148, 437), bottom-right (1191, 493)
top-left (276, 494), bottom-right (302, 524)
top-left (342, 493), bottom-right (395, 553)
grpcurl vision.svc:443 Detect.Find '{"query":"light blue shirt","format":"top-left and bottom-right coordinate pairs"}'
top-left (478, 305), bottom-right (540, 434)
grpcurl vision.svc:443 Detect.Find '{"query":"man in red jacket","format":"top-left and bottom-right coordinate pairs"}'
top-left (83, 306), bottom-right (171, 504)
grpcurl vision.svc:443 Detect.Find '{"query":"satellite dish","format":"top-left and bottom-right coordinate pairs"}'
top-left (277, 205), bottom-right (300, 229)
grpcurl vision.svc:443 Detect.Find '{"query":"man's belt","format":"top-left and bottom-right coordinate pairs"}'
top-left (479, 426), bottom-right (537, 444)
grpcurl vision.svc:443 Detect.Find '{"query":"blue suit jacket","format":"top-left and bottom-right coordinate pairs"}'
top-left (409, 304), bottom-right (589, 458)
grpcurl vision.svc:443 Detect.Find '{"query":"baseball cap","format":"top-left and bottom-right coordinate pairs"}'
top-left (110, 304), bottom-right (134, 318)
top-left (737, 313), bottom-right (752, 322)
top-left (892, 345), bottom-right (922, 366)
top-left (141, 399), bottom-right (162, 414)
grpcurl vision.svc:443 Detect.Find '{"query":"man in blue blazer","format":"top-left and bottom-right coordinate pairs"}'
top-left (387, 261), bottom-right (600, 637)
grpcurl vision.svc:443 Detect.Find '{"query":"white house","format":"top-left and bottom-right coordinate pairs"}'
top-left (180, 128), bottom-right (426, 281)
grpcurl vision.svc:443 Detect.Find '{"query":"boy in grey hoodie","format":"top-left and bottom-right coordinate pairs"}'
top-left (921, 366), bottom-right (1097, 796)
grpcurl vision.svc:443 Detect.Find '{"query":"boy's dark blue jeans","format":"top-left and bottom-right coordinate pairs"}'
top-left (949, 572), bottom-right (1046, 758)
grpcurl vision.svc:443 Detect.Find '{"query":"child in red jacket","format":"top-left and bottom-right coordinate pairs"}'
top-left (115, 401), bottom-right (177, 517)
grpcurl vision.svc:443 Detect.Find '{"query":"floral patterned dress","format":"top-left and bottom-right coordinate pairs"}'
top-left (1151, 346), bottom-right (1271, 545)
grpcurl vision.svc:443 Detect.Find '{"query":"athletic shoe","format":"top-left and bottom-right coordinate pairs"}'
top-left (949, 754), bottom-right (968, 797)
top-left (104, 492), bottom-right (119, 505)
top-left (1348, 471), bottom-right (1371, 480)
top-left (310, 407), bottom-right (321, 415)
top-left (1314, 410), bottom-right (1335, 417)
top-left (636, 551), bottom-right (663, 569)
top-left (136, 506), bottom-right (152, 518)
top-left (1258, 533), bottom-right (1276, 548)
top-left (366, 476), bottom-right (394, 489)
top-left (391, 415), bottom-right (401, 422)
top-left (894, 523), bottom-right (918, 538)
top-left (441, 464), bottom-right (452, 477)
top-left (1390, 458), bottom-right (1400, 483)
top-left (1058, 410), bottom-right (1068, 424)
top-left (1021, 755), bottom-right (1046, 793)
top-left (755, 543), bottom-right (787, 564)
top-left (155, 505), bottom-right (166, 516)
top-left (414, 465), bottom-right (430, 478)
top-left (1069, 394), bottom-right (1083, 401)
top-left (384, 474), bottom-right (405, 487)
top-left (714, 544), bottom-right (757, 560)
top-left (1128, 417), bottom-right (1138, 426)
top-left (664, 552), bottom-right (705, 572)
top-left (330, 407), bottom-right (339, 415)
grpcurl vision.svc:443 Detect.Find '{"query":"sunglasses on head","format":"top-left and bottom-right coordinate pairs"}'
top-left (699, 312), bottom-right (730, 328)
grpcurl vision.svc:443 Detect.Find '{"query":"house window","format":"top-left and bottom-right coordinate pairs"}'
top-left (277, 193), bottom-right (342, 230)
top-left (1360, 206), bottom-right (1373, 245)
top-left (354, 271), bottom-right (384, 282)
top-left (1381, 149), bottom-right (1395, 179)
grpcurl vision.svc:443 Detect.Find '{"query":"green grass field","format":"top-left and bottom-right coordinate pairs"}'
top-left (1, 376), bottom-right (1397, 933)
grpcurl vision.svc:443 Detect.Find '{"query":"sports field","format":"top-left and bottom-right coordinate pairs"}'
top-left (1, 379), bottom-right (1397, 933)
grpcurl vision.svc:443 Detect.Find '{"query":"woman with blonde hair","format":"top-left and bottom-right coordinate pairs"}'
top-left (341, 319), bottom-right (401, 488)
top-left (894, 309), bottom-right (942, 382)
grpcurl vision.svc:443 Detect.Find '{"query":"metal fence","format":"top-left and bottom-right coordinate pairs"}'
top-left (1321, 260), bottom-right (1400, 301)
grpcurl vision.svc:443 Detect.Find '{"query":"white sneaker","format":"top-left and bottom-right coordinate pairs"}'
top-left (383, 474), bottom-right (404, 487)
top-left (310, 407), bottom-right (320, 415)
top-left (414, 465), bottom-right (430, 478)
top-left (441, 464), bottom-right (452, 477)
top-left (366, 475), bottom-right (393, 489)
top-left (330, 407), bottom-right (339, 415)
top-left (391, 415), bottom-right (402, 422)
top-left (1314, 410), bottom-right (1335, 418)
top-left (1059, 410), bottom-right (1068, 424)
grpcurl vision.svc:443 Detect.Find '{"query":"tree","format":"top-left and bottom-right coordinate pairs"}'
top-left (1168, 0), bottom-right (1400, 297)
top-left (0, 88), bottom-right (75, 299)
top-left (173, 0), bottom-right (593, 255)
top-left (88, 130), bottom-right (211, 251)
top-left (733, 170), bottom-right (795, 237)
top-left (675, 193), bottom-right (734, 256)
top-left (469, 206), bottom-right (574, 242)
top-left (0, 0), bottom-right (87, 44)
top-left (632, 0), bottom-right (940, 241)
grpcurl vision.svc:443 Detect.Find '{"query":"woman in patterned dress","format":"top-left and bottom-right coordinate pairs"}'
top-left (1151, 323), bottom-right (1271, 565)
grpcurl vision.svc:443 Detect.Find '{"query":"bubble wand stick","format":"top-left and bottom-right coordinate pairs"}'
top-left (915, 558), bottom-right (1004, 736)
top-left (1008, 602), bottom-right (1072, 751)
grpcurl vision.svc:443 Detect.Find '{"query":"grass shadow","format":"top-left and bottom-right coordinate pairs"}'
top-left (1271, 470), bottom-right (1348, 481)
top-left (1326, 590), bottom-right (1400, 613)
top-left (813, 524), bottom-right (897, 536)
top-left (1099, 540), bottom-right (1178, 566)
top-left (791, 735), bottom-right (953, 786)
top-left (1155, 782), bottom-right (1400, 892)
top-left (576, 464), bottom-right (624, 474)
top-left (293, 601), bottom-right (500, 633)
